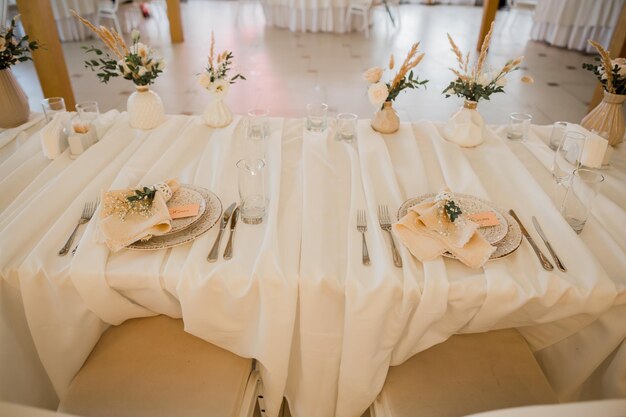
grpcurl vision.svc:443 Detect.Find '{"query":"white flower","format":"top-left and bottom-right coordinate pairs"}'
top-left (368, 81), bottom-right (389, 106)
top-left (363, 66), bottom-right (383, 83)
top-left (137, 66), bottom-right (147, 77)
top-left (211, 78), bottom-right (230, 97)
top-left (131, 30), bottom-right (140, 42)
top-left (612, 58), bottom-right (626, 78)
top-left (156, 58), bottom-right (166, 71)
top-left (130, 42), bottom-right (148, 59)
top-left (117, 59), bottom-right (131, 75)
top-left (0, 38), bottom-right (6, 53)
top-left (198, 72), bottom-right (212, 89)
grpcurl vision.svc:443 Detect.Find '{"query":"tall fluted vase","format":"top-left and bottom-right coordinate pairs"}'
top-left (371, 101), bottom-right (400, 134)
top-left (127, 86), bottom-right (165, 130)
top-left (0, 68), bottom-right (30, 128)
top-left (442, 100), bottom-right (485, 147)
top-left (581, 91), bottom-right (625, 146)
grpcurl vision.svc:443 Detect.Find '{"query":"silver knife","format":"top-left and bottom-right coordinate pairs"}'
top-left (207, 202), bottom-right (237, 262)
top-left (223, 206), bottom-right (239, 260)
top-left (508, 210), bottom-right (554, 271)
top-left (532, 216), bottom-right (566, 272)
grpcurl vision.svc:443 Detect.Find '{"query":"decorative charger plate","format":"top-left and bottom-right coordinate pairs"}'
top-left (166, 186), bottom-right (207, 235)
top-left (397, 193), bottom-right (522, 260)
top-left (127, 185), bottom-right (222, 250)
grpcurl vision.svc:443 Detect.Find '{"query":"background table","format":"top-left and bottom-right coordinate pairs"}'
top-left (530, 0), bottom-right (625, 52)
top-left (0, 113), bottom-right (624, 417)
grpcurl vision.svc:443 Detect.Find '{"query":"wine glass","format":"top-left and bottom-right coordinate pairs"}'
top-left (552, 131), bottom-right (585, 186)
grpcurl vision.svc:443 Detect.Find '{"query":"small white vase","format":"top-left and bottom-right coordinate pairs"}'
top-left (127, 86), bottom-right (165, 130)
top-left (442, 100), bottom-right (485, 147)
top-left (203, 93), bottom-right (233, 128)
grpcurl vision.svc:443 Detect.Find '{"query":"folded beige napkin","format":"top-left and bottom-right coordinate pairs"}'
top-left (393, 198), bottom-right (496, 269)
top-left (99, 179), bottom-right (180, 252)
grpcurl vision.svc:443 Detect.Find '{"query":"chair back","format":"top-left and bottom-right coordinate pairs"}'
top-left (1, 0), bottom-right (8, 28)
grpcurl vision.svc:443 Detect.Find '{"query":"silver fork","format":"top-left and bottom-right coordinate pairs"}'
top-left (59, 199), bottom-right (98, 256)
top-left (378, 205), bottom-right (402, 268)
top-left (356, 209), bottom-right (370, 266)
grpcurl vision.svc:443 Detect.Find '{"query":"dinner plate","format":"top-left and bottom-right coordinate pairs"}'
top-left (397, 193), bottom-right (522, 261)
top-left (166, 186), bottom-right (207, 235)
top-left (127, 185), bottom-right (222, 250)
top-left (398, 194), bottom-right (508, 245)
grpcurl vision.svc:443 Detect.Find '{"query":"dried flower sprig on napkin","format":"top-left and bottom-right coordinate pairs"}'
top-left (582, 40), bottom-right (626, 95)
top-left (103, 186), bottom-right (158, 221)
top-left (72, 11), bottom-right (165, 86)
top-left (0, 15), bottom-right (39, 70)
top-left (198, 32), bottom-right (245, 97)
top-left (363, 42), bottom-right (428, 108)
top-left (443, 23), bottom-right (527, 103)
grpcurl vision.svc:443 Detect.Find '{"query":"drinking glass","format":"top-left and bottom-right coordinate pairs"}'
top-left (41, 97), bottom-right (66, 122)
top-left (306, 102), bottom-right (328, 132)
top-left (552, 131), bottom-right (585, 186)
top-left (75, 101), bottom-right (100, 133)
top-left (560, 168), bottom-right (604, 234)
top-left (237, 159), bottom-right (267, 225)
top-left (506, 113), bottom-right (532, 141)
top-left (335, 113), bottom-right (358, 142)
top-left (246, 108), bottom-right (269, 161)
top-left (548, 121), bottom-right (567, 151)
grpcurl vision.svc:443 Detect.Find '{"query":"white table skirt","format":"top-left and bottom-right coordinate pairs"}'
top-left (530, 0), bottom-right (625, 53)
top-left (1, 114), bottom-right (625, 417)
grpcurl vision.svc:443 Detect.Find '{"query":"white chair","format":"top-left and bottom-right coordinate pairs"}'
top-left (370, 329), bottom-right (558, 417)
top-left (58, 315), bottom-right (261, 417)
top-left (95, 0), bottom-right (123, 34)
top-left (464, 399), bottom-right (626, 417)
top-left (501, 0), bottom-right (538, 32)
top-left (345, 0), bottom-right (374, 37)
top-left (0, 0), bottom-right (8, 28)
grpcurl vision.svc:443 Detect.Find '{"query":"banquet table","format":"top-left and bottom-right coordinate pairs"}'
top-left (530, 0), bottom-right (625, 53)
top-left (1, 112), bottom-right (625, 417)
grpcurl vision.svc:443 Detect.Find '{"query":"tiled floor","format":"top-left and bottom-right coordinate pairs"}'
top-left (13, 1), bottom-right (610, 126)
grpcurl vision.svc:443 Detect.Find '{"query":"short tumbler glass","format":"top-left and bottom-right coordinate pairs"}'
top-left (335, 113), bottom-right (358, 142)
top-left (237, 159), bottom-right (267, 225)
top-left (549, 121), bottom-right (568, 151)
top-left (41, 97), bottom-right (66, 122)
top-left (560, 168), bottom-right (604, 234)
top-left (506, 112), bottom-right (532, 141)
top-left (306, 102), bottom-right (328, 133)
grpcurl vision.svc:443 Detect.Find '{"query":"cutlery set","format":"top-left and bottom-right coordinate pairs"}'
top-left (59, 199), bottom-right (99, 256)
top-left (355, 205), bottom-right (566, 271)
top-left (208, 203), bottom-right (238, 262)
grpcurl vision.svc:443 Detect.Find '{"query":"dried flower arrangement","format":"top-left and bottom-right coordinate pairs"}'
top-left (582, 40), bottom-right (626, 95)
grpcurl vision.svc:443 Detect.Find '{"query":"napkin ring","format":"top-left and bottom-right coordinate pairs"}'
top-left (154, 182), bottom-right (173, 200)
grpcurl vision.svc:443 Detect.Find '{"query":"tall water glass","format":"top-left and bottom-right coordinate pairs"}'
top-left (549, 121), bottom-right (567, 151)
top-left (41, 97), bottom-right (66, 122)
top-left (75, 101), bottom-right (100, 132)
top-left (506, 113), bottom-right (532, 141)
top-left (560, 168), bottom-right (604, 234)
top-left (246, 108), bottom-right (269, 161)
top-left (306, 102), bottom-right (328, 132)
top-left (237, 159), bottom-right (266, 225)
top-left (552, 131), bottom-right (585, 185)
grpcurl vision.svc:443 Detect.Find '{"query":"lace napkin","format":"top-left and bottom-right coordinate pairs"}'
top-left (99, 179), bottom-right (180, 252)
top-left (393, 193), bottom-right (496, 269)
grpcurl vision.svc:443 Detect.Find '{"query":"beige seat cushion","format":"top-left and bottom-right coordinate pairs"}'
top-left (58, 315), bottom-right (253, 417)
top-left (379, 329), bottom-right (558, 417)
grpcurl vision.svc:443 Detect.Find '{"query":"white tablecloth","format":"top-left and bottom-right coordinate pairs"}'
top-left (1, 114), bottom-right (625, 417)
top-left (530, 0), bottom-right (625, 53)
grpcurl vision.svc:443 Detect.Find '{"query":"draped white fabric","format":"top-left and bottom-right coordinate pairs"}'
top-left (1, 114), bottom-right (625, 417)
top-left (530, 0), bottom-right (625, 53)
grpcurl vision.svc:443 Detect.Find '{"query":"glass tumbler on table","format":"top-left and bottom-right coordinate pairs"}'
top-left (335, 113), bottom-right (358, 142)
top-left (560, 168), bottom-right (604, 234)
top-left (245, 108), bottom-right (270, 161)
top-left (506, 113), bottom-right (532, 141)
top-left (75, 101), bottom-right (100, 133)
top-left (548, 121), bottom-right (568, 151)
top-left (237, 159), bottom-right (267, 225)
top-left (41, 97), bottom-right (66, 122)
top-left (552, 131), bottom-right (585, 186)
top-left (306, 102), bottom-right (328, 133)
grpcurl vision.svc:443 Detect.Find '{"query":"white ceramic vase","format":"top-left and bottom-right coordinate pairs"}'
top-left (127, 86), bottom-right (165, 130)
top-left (581, 91), bottom-right (625, 147)
top-left (0, 68), bottom-right (30, 128)
top-left (442, 100), bottom-right (485, 147)
top-left (203, 92), bottom-right (233, 128)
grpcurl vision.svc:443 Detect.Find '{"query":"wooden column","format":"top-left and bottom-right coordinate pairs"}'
top-left (16, 0), bottom-right (75, 109)
top-left (477, 0), bottom-right (499, 51)
top-left (588, 1), bottom-right (626, 111)
top-left (166, 0), bottom-right (184, 43)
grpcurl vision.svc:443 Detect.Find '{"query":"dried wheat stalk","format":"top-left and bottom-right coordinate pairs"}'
top-left (589, 40), bottom-right (614, 93)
